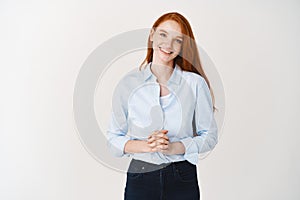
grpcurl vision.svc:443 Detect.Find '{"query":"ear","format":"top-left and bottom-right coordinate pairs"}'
top-left (149, 28), bottom-right (155, 42)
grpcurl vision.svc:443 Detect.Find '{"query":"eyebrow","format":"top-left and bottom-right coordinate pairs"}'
top-left (158, 29), bottom-right (183, 39)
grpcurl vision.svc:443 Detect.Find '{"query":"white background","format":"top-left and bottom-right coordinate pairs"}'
top-left (1, 0), bottom-right (300, 199)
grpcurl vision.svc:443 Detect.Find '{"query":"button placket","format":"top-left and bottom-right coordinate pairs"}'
top-left (155, 82), bottom-right (165, 130)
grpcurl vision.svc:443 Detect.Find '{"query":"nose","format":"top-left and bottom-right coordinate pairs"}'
top-left (164, 37), bottom-right (173, 50)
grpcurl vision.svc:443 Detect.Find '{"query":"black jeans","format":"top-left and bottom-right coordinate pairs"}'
top-left (124, 159), bottom-right (200, 200)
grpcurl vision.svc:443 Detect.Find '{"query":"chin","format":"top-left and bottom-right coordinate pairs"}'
top-left (160, 56), bottom-right (175, 64)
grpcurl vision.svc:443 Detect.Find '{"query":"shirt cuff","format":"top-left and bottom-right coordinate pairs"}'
top-left (108, 135), bottom-right (132, 157)
top-left (180, 137), bottom-right (199, 165)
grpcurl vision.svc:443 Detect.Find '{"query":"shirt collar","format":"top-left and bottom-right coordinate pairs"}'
top-left (142, 62), bottom-right (182, 85)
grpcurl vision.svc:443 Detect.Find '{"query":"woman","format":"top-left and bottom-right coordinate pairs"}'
top-left (107, 12), bottom-right (218, 200)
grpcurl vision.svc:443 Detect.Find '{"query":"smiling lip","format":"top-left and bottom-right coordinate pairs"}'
top-left (159, 47), bottom-right (173, 54)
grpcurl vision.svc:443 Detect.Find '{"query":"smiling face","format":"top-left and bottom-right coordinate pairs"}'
top-left (150, 20), bottom-right (183, 67)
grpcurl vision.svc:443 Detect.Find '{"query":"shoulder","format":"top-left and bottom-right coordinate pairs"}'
top-left (181, 70), bottom-right (205, 87)
top-left (119, 67), bottom-right (143, 82)
top-left (116, 66), bottom-right (143, 85)
top-left (113, 66), bottom-right (144, 95)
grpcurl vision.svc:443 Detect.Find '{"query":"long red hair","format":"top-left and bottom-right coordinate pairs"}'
top-left (140, 12), bottom-right (216, 111)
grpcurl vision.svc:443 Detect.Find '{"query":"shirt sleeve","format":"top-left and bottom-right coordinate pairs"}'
top-left (106, 80), bottom-right (132, 157)
top-left (180, 77), bottom-right (218, 165)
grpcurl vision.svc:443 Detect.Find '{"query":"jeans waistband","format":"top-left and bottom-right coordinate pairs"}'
top-left (127, 159), bottom-right (188, 174)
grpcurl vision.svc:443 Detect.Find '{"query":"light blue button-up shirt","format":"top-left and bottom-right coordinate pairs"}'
top-left (106, 62), bottom-right (218, 165)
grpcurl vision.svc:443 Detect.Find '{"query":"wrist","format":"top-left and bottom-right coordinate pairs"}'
top-left (124, 140), bottom-right (151, 154)
top-left (169, 142), bottom-right (185, 155)
top-left (141, 140), bottom-right (152, 153)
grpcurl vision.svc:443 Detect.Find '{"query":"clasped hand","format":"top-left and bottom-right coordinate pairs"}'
top-left (147, 130), bottom-right (173, 155)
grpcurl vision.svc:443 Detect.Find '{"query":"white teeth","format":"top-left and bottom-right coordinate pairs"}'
top-left (159, 47), bottom-right (172, 54)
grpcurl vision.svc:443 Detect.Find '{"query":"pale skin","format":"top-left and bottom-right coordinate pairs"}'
top-left (124, 20), bottom-right (186, 155)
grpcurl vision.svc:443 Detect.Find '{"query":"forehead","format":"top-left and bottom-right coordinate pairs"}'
top-left (156, 20), bottom-right (182, 35)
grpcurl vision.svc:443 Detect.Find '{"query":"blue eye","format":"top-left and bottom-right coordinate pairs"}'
top-left (176, 39), bottom-right (183, 44)
top-left (159, 33), bottom-right (167, 37)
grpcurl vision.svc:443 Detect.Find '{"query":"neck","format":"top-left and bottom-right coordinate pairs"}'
top-left (150, 62), bottom-right (174, 83)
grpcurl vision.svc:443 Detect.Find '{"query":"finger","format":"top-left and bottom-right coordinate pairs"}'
top-left (149, 140), bottom-right (169, 150)
top-left (147, 130), bottom-right (169, 144)
top-left (148, 130), bottom-right (160, 139)
top-left (156, 133), bottom-right (169, 140)
top-left (159, 129), bottom-right (168, 134)
top-left (147, 136), bottom-right (153, 143)
top-left (158, 130), bottom-right (169, 136)
top-left (151, 144), bottom-right (168, 152)
top-left (148, 136), bottom-right (169, 144)
top-left (150, 146), bottom-right (160, 152)
top-left (156, 138), bottom-right (169, 145)
top-left (150, 132), bottom-right (169, 139)
top-left (149, 130), bottom-right (168, 138)
top-left (147, 136), bottom-right (157, 143)
top-left (148, 141), bottom-right (160, 147)
top-left (156, 144), bottom-right (169, 152)
top-left (147, 134), bottom-right (167, 143)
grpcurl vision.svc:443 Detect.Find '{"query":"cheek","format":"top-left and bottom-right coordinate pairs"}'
top-left (153, 37), bottom-right (165, 45)
top-left (173, 44), bottom-right (182, 53)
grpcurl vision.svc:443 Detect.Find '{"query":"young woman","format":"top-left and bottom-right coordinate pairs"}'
top-left (107, 12), bottom-right (218, 200)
